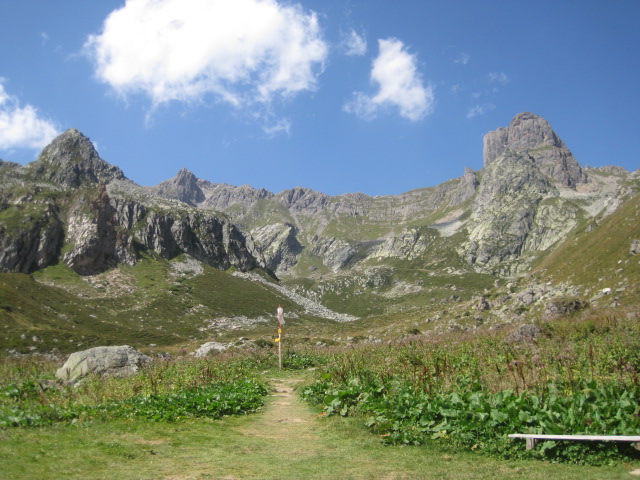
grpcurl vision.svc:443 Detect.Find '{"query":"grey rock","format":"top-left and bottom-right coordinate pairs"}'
top-left (504, 324), bottom-right (543, 344)
top-left (0, 200), bottom-right (63, 273)
top-left (251, 223), bottom-right (303, 274)
top-left (545, 296), bottom-right (588, 317)
top-left (631, 239), bottom-right (640, 256)
top-left (483, 112), bottom-right (586, 187)
top-left (461, 150), bottom-right (556, 273)
top-left (192, 341), bottom-right (227, 357)
top-left (150, 168), bottom-right (205, 207)
top-left (56, 345), bottom-right (151, 383)
top-left (518, 291), bottom-right (536, 306)
top-left (31, 129), bottom-right (125, 188)
top-left (475, 296), bottom-right (490, 311)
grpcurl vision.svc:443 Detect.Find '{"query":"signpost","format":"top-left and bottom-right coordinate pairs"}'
top-left (276, 305), bottom-right (284, 370)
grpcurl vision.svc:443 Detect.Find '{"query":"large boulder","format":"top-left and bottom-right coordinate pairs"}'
top-left (192, 341), bottom-right (228, 357)
top-left (56, 345), bottom-right (151, 384)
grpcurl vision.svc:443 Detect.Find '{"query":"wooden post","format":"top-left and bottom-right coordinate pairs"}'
top-left (277, 305), bottom-right (284, 370)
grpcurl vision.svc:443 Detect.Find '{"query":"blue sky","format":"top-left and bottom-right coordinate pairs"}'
top-left (0, 0), bottom-right (638, 197)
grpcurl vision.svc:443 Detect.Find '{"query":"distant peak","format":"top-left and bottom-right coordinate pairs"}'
top-left (34, 129), bottom-right (125, 187)
top-left (483, 112), bottom-right (585, 187)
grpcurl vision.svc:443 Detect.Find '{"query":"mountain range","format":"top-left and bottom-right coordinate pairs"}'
top-left (0, 112), bottom-right (638, 355)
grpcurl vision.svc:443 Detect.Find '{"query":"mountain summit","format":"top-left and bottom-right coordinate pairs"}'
top-left (483, 112), bottom-right (586, 187)
top-left (31, 129), bottom-right (126, 188)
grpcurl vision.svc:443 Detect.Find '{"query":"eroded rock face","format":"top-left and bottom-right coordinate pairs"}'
top-left (63, 185), bottom-right (122, 275)
top-left (250, 223), bottom-right (303, 274)
top-left (0, 201), bottom-right (63, 273)
top-left (483, 112), bottom-right (586, 187)
top-left (369, 228), bottom-right (436, 260)
top-left (462, 151), bottom-right (557, 273)
top-left (56, 345), bottom-right (151, 384)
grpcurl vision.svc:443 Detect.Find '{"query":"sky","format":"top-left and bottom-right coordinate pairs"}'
top-left (0, 0), bottom-right (638, 197)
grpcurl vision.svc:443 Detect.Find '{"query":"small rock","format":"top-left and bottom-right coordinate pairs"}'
top-left (504, 324), bottom-right (543, 344)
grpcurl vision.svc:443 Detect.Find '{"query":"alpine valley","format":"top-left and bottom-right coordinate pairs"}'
top-left (1, 112), bottom-right (638, 355)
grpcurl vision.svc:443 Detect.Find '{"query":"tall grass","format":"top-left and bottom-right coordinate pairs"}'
top-left (0, 349), bottom-right (277, 428)
top-left (302, 315), bottom-right (640, 465)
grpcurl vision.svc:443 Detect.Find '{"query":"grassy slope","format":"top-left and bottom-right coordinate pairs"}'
top-left (0, 255), bottom-right (299, 355)
top-left (533, 192), bottom-right (640, 307)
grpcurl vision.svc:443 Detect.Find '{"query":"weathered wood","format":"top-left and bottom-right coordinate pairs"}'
top-left (509, 434), bottom-right (640, 450)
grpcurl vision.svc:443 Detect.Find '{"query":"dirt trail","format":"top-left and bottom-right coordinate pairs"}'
top-left (237, 376), bottom-right (316, 442)
top-left (220, 375), bottom-right (425, 479)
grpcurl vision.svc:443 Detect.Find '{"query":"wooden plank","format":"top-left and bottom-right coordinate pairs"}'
top-left (509, 434), bottom-right (640, 441)
top-left (509, 434), bottom-right (640, 450)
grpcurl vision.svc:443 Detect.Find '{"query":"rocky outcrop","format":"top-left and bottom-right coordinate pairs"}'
top-left (369, 228), bottom-right (436, 260)
top-left (150, 168), bottom-right (205, 206)
top-left (310, 236), bottom-right (359, 271)
top-left (133, 208), bottom-right (264, 272)
top-left (483, 112), bottom-right (586, 187)
top-left (251, 223), bottom-right (303, 274)
top-left (199, 183), bottom-right (273, 212)
top-left (56, 345), bottom-right (151, 384)
top-left (63, 185), bottom-right (125, 274)
top-left (504, 324), bottom-right (543, 344)
top-left (461, 150), bottom-right (557, 273)
top-left (30, 129), bottom-right (125, 188)
top-left (277, 187), bottom-right (331, 213)
top-left (0, 197), bottom-right (63, 273)
top-left (192, 341), bottom-right (227, 357)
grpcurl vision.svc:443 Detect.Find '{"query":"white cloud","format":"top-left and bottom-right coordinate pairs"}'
top-left (344, 38), bottom-right (434, 121)
top-left (341, 29), bottom-right (367, 56)
top-left (466, 103), bottom-right (495, 119)
top-left (85, 0), bottom-right (328, 109)
top-left (453, 52), bottom-right (470, 65)
top-left (488, 72), bottom-right (510, 85)
top-left (0, 80), bottom-right (59, 151)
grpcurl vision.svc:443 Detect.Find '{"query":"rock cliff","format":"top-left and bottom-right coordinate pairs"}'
top-left (483, 112), bottom-right (586, 187)
top-left (0, 130), bottom-right (268, 276)
top-left (0, 114), bottom-right (632, 283)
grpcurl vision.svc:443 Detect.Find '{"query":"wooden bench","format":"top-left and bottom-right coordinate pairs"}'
top-left (509, 434), bottom-right (640, 450)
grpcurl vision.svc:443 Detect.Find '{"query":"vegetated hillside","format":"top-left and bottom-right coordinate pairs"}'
top-left (533, 187), bottom-right (640, 308)
top-left (0, 255), bottom-right (305, 355)
top-left (0, 113), bottom-right (638, 356)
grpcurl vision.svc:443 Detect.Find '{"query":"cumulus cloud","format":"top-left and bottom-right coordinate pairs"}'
top-left (84, 0), bottom-right (328, 109)
top-left (344, 38), bottom-right (434, 121)
top-left (341, 29), bottom-right (367, 56)
top-left (0, 80), bottom-right (59, 151)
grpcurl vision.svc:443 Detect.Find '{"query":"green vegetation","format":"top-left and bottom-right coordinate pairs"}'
top-left (0, 344), bottom-right (637, 479)
top-left (0, 255), bottom-right (300, 354)
top-left (302, 315), bottom-right (640, 465)
top-left (0, 352), bottom-right (272, 429)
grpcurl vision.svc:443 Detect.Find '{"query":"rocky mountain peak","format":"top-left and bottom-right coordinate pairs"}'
top-left (277, 187), bottom-right (330, 213)
top-left (483, 112), bottom-right (586, 188)
top-left (33, 129), bottom-right (125, 188)
top-left (151, 168), bottom-right (205, 206)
